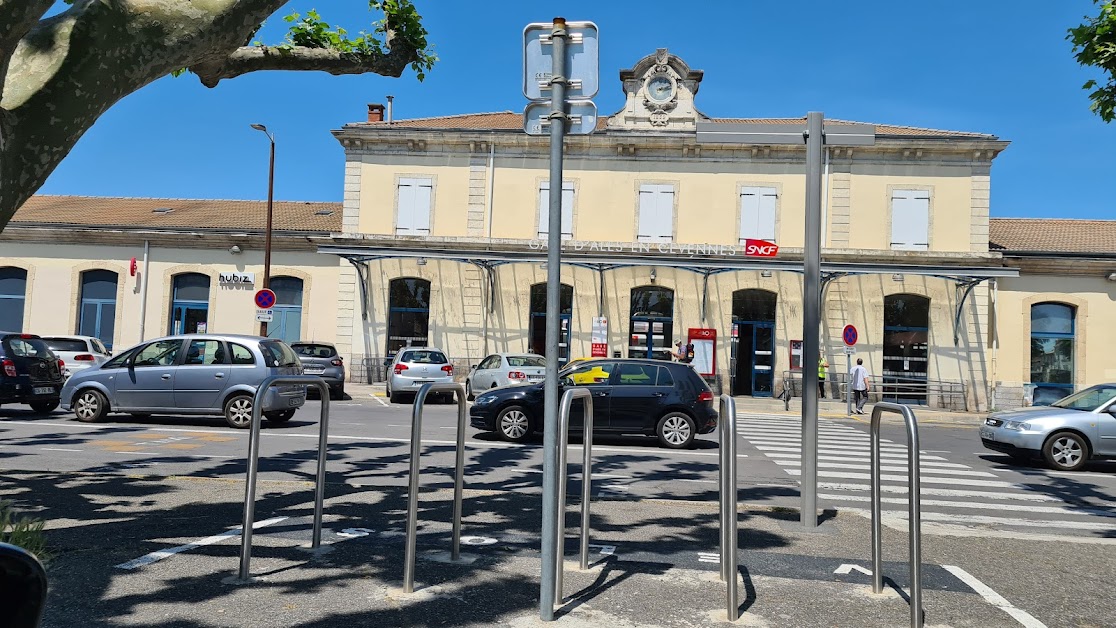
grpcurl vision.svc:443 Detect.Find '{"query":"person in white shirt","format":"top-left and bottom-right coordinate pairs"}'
top-left (849, 358), bottom-right (870, 414)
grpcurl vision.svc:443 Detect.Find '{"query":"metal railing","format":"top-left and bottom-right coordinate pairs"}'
top-left (869, 402), bottom-right (923, 628)
top-left (718, 394), bottom-right (739, 620)
top-left (403, 382), bottom-right (468, 594)
top-left (238, 376), bottom-right (331, 581)
top-left (781, 371), bottom-right (968, 411)
top-left (552, 387), bottom-right (595, 604)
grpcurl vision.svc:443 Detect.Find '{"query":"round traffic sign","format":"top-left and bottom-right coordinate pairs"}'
top-left (254, 288), bottom-right (276, 309)
top-left (842, 324), bottom-right (858, 346)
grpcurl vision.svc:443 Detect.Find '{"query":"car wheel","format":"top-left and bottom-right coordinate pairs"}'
top-left (496, 405), bottom-right (532, 443)
top-left (265, 409), bottom-right (296, 423)
top-left (1043, 431), bottom-right (1089, 471)
top-left (466, 379), bottom-right (474, 401)
top-left (223, 394), bottom-right (254, 429)
top-left (73, 389), bottom-right (108, 423)
top-left (29, 401), bottom-right (59, 414)
top-left (656, 412), bottom-right (696, 449)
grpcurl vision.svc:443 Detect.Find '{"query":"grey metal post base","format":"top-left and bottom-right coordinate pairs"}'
top-left (403, 382), bottom-right (469, 594)
top-left (870, 402), bottom-right (923, 628)
top-left (238, 375), bottom-right (331, 582)
top-left (554, 387), bottom-right (594, 604)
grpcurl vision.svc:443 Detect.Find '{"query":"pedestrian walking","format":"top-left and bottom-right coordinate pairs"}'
top-left (850, 358), bottom-right (870, 414)
top-left (817, 356), bottom-right (829, 398)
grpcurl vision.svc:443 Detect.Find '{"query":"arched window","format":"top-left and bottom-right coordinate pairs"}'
top-left (528, 282), bottom-right (573, 362)
top-left (388, 278), bottom-right (431, 356)
top-left (0, 267), bottom-right (28, 332)
top-left (882, 294), bottom-right (930, 404)
top-left (79, 270), bottom-right (118, 349)
top-left (268, 276), bottom-right (304, 343)
top-left (170, 273), bottom-right (210, 334)
top-left (1030, 302), bottom-right (1075, 405)
top-left (629, 286), bottom-right (674, 360)
top-left (732, 289), bottom-right (777, 396)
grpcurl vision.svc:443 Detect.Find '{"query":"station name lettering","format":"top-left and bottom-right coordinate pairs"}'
top-left (527, 240), bottom-right (740, 258)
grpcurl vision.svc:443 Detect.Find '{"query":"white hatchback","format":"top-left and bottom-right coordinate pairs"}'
top-left (42, 335), bottom-right (111, 377)
top-left (386, 347), bottom-right (455, 403)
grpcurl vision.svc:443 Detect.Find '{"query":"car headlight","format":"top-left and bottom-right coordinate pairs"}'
top-left (1003, 421), bottom-right (1032, 431)
top-left (474, 395), bottom-right (497, 406)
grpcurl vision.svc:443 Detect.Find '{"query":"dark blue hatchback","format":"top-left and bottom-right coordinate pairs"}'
top-left (469, 358), bottom-right (718, 449)
top-left (0, 332), bottom-right (65, 413)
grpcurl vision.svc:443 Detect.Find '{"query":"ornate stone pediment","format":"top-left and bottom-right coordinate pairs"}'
top-left (608, 49), bottom-right (704, 131)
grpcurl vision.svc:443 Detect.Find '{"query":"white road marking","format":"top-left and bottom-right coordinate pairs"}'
top-left (697, 551), bottom-right (720, 563)
top-left (113, 451), bottom-right (161, 456)
top-left (784, 468), bottom-right (1016, 488)
top-left (115, 516), bottom-right (287, 570)
top-left (841, 507), bottom-right (1116, 531)
top-left (942, 565), bottom-right (1048, 628)
top-left (818, 493), bottom-right (1115, 516)
top-left (819, 481), bottom-right (1067, 502)
top-left (372, 396), bottom-right (389, 407)
top-left (41, 447), bottom-right (82, 452)
top-left (771, 460), bottom-right (996, 477)
top-left (762, 452), bottom-right (969, 468)
top-left (833, 564), bottom-right (872, 575)
top-left (752, 445), bottom-right (948, 461)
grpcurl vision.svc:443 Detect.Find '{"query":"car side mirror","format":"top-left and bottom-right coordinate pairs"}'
top-left (0, 542), bottom-right (48, 628)
top-left (470, 364), bottom-right (476, 370)
top-left (383, 358), bottom-right (391, 367)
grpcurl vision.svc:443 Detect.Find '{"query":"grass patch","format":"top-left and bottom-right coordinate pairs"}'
top-left (0, 499), bottom-right (50, 563)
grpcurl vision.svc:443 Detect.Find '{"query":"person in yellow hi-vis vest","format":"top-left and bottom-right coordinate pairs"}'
top-left (817, 356), bottom-right (829, 398)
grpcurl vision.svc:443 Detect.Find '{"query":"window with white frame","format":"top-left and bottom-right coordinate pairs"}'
top-left (396, 177), bottom-right (433, 236)
top-left (890, 189), bottom-right (929, 250)
top-left (739, 186), bottom-right (777, 242)
top-left (537, 181), bottom-right (574, 240)
top-left (637, 184), bottom-right (674, 242)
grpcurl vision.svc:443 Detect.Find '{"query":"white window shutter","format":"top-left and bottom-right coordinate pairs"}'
top-left (891, 189), bottom-right (929, 250)
top-left (397, 178), bottom-right (432, 236)
top-left (656, 186), bottom-right (674, 241)
top-left (396, 180), bottom-right (415, 234)
top-left (637, 187), bottom-right (656, 241)
top-left (739, 187), bottom-right (777, 242)
top-left (638, 184), bottom-right (673, 242)
top-left (537, 182), bottom-right (550, 238)
top-left (538, 181), bottom-right (575, 239)
top-left (411, 181), bottom-right (432, 234)
top-left (757, 188), bottom-right (777, 241)
top-left (739, 190), bottom-right (760, 241)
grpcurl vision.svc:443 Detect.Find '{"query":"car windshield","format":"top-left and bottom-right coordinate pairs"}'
top-left (3, 336), bottom-right (52, 358)
top-left (44, 338), bottom-right (87, 352)
top-left (260, 341), bottom-right (300, 367)
top-left (401, 350), bottom-right (447, 364)
top-left (507, 355), bottom-right (546, 367)
top-left (291, 343), bottom-right (336, 358)
top-left (1050, 385), bottom-right (1116, 412)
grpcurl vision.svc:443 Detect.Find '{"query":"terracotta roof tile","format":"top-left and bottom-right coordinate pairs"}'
top-left (989, 218), bottom-right (1116, 254)
top-left (11, 195), bottom-right (342, 233)
top-left (357, 111), bottom-right (995, 139)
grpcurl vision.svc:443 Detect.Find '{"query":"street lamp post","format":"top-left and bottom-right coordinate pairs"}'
top-left (250, 124), bottom-right (275, 337)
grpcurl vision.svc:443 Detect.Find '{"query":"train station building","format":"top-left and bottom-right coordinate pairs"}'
top-left (2, 50), bottom-right (1114, 412)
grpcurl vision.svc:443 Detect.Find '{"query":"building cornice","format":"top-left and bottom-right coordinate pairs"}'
top-left (1, 224), bottom-right (333, 252)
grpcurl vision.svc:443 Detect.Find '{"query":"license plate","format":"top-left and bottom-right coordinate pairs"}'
top-left (528, 375), bottom-right (544, 381)
top-left (980, 429), bottom-right (994, 441)
top-left (288, 397), bottom-right (303, 407)
top-left (412, 380), bottom-right (434, 387)
top-left (304, 368), bottom-right (325, 374)
top-left (32, 386), bottom-right (54, 395)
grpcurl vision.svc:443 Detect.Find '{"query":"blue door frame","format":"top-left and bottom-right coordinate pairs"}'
top-left (629, 315), bottom-right (673, 361)
top-left (529, 312), bottom-right (571, 364)
top-left (731, 321), bottom-right (775, 397)
top-left (170, 301), bottom-right (209, 335)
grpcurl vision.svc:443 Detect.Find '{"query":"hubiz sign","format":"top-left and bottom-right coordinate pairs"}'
top-left (219, 272), bottom-right (256, 285)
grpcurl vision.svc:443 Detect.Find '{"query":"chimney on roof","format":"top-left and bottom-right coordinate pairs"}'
top-left (367, 103), bottom-right (385, 123)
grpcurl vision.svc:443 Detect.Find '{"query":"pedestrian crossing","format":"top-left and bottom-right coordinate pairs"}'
top-left (737, 413), bottom-right (1116, 540)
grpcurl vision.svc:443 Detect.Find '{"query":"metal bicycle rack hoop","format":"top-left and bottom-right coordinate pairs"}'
top-left (870, 401), bottom-right (924, 628)
top-left (238, 375), bottom-right (331, 582)
top-left (403, 382), bottom-right (469, 594)
top-left (551, 387), bottom-right (595, 606)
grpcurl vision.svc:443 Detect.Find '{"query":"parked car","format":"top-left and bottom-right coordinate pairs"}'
top-left (469, 358), bottom-right (718, 449)
top-left (386, 347), bottom-right (455, 403)
top-left (0, 332), bottom-right (65, 414)
top-left (980, 383), bottom-right (1116, 471)
top-left (290, 342), bottom-right (345, 400)
top-left (42, 335), bottom-right (111, 377)
top-left (466, 353), bottom-right (545, 398)
top-left (59, 334), bottom-right (306, 429)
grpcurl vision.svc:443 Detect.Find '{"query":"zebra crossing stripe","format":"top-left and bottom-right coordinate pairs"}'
top-left (762, 452), bottom-right (970, 468)
top-left (784, 468), bottom-right (1017, 488)
top-left (819, 481), bottom-right (1065, 502)
top-left (770, 460), bottom-right (996, 477)
top-left (752, 445), bottom-right (949, 461)
top-left (841, 507), bottom-right (1116, 532)
top-left (819, 493), bottom-right (1115, 517)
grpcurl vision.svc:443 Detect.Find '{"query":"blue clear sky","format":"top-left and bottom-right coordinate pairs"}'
top-left (38, 0), bottom-right (1115, 219)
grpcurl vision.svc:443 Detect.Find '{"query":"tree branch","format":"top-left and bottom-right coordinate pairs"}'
top-left (190, 42), bottom-right (418, 88)
top-left (0, 0), bottom-right (55, 55)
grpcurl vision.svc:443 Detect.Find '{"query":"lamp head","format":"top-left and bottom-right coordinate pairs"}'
top-left (250, 124), bottom-right (267, 132)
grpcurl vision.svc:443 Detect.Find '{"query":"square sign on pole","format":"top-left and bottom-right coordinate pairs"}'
top-left (524, 101), bottom-right (598, 136)
top-left (523, 21), bottom-right (599, 101)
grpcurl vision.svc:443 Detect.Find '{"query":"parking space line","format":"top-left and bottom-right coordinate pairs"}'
top-left (372, 396), bottom-right (389, 407)
top-left (942, 565), bottom-right (1047, 627)
top-left (115, 516), bottom-right (288, 570)
top-left (41, 447), bottom-right (82, 452)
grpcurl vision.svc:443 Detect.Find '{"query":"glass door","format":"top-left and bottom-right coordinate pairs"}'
top-left (752, 323), bottom-right (775, 396)
top-left (171, 302), bottom-right (209, 335)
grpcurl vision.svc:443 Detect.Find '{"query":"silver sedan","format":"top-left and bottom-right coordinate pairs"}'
top-left (980, 383), bottom-right (1116, 471)
top-left (465, 353), bottom-right (546, 399)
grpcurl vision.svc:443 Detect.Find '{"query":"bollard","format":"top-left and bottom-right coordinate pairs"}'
top-left (553, 387), bottom-right (594, 604)
top-left (719, 394), bottom-right (739, 620)
top-left (870, 402), bottom-right (923, 628)
top-left (238, 375), bottom-right (331, 581)
top-left (403, 382), bottom-right (468, 594)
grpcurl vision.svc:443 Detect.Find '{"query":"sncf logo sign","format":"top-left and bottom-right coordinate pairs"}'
top-left (743, 239), bottom-right (779, 257)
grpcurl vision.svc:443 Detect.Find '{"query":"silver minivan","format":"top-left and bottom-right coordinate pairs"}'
top-left (59, 334), bottom-right (305, 428)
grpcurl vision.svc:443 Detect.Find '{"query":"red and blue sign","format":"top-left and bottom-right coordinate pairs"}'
top-left (254, 288), bottom-right (276, 309)
top-left (842, 324), bottom-right (858, 346)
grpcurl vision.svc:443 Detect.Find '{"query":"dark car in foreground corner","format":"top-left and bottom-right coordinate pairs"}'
top-left (291, 342), bottom-right (346, 400)
top-left (470, 358), bottom-right (717, 449)
top-left (0, 332), bottom-right (65, 413)
top-left (980, 383), bottom-right (1116, 471)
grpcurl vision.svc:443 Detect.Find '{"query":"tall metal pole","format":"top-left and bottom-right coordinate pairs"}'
top-left (801, 111), bottom-right (824, 528)
top-left (539, 16), bottom-right (568, 621)
top-left (261, 136), bottom-right (275, 337)
top-left (846, 353), bottom-right (853, 417)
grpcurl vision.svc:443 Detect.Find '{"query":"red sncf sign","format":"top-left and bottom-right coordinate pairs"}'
top-left (743, 239), bottom-right (779, 257)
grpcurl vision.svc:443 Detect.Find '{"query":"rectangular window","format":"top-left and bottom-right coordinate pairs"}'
top-left (396, 178), bottom-right (433, 236)
top-left (891, 189), bottom-right (930, 250)
top-left (637, 184), bottom-right (674, 242)
top-left (739, 187), bottom-right (777, 242)
top-left (537, 181), bottom-right (574, 240)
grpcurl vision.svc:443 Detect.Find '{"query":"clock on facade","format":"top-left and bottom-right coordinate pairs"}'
top-left (646, 75), bottom-right (674, 103)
